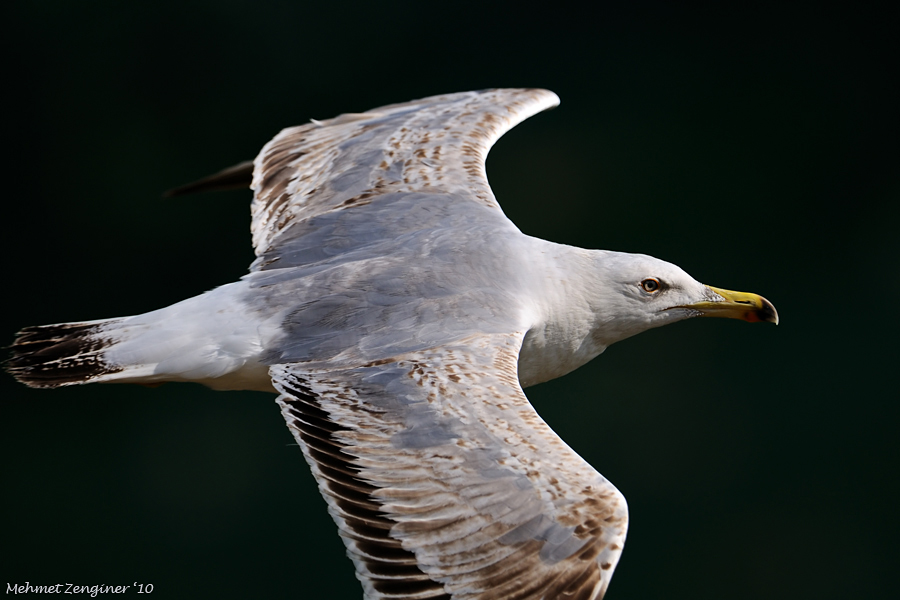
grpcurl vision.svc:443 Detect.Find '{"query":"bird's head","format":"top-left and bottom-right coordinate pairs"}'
top-left (588, 251), bottom-right (778, 347)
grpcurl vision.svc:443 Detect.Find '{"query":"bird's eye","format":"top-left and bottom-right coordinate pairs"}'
top-left (641, 278), bottom-right (661, 293)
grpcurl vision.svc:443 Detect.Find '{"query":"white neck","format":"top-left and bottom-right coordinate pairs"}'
top-left (516, 243), bottom-right (609, 388)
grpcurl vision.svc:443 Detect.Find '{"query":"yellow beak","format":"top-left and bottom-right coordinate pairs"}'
top-left (684, 286), bottom-right (779, 324)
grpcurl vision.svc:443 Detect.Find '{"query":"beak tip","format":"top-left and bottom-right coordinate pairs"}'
top-left (758, 297), bottom-right (779, 325)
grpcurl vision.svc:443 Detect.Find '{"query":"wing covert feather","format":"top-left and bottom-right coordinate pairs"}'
top-left (251, 89), bottom-right (559, 256)
top-left (273, 332), bottom-right (627, 600)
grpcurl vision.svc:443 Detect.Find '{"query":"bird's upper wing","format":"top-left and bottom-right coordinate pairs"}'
top-left (250, 89), bottom-right (559, 257)
top-left (273, 331), bottom-right (627, 600)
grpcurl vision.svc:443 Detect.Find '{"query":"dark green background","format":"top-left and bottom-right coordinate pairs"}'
top-left (3, 3), bottom-right (897, 599)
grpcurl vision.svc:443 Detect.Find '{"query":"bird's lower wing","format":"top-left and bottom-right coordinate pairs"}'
top-left (272, 332), bottom-right (627, 600)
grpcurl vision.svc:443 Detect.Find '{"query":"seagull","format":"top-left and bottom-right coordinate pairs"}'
top-left (7, 89), bottom-right (777, 600)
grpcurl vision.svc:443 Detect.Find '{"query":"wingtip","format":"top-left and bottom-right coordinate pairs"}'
top-left (516, 88), bottom-right (560, 110)
top-left (162, 160), bottom-right (255, 198)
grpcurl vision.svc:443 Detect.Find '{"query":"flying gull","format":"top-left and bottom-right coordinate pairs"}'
top-left (7, 89), bottom-right (778, 600)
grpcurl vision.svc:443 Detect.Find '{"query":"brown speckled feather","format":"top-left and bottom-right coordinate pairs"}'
top-left (250, 89), bottom-right (559, 257)
top-left (274, 332), bottom-right (627, 600)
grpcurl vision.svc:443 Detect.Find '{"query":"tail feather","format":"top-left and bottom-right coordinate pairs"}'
top-left (6, 319), bottom-right (125, 388)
